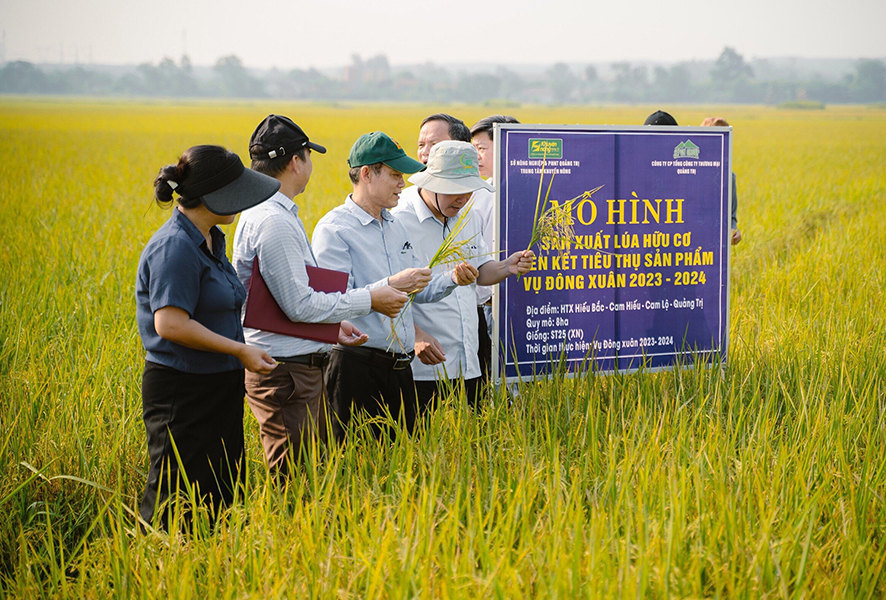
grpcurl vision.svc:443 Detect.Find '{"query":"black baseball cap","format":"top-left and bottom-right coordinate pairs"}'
top-left (249, 114), bottom-right (327, 160)
top-left (175, 149), bottom-right (280, 216)
top-left (644, 110), bottom-right (678, 126)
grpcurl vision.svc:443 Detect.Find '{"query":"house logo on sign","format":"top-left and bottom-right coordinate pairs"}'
top-left (673, 140), bottom-right (700, 160)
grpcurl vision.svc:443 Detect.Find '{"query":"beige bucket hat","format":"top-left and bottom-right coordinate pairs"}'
top-left (408, 141), bottom-right (494, 194)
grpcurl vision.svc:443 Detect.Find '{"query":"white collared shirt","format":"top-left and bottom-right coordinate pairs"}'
top-left (392, 186), bottom-right (492, 381)
top-left (232, 191), bottom-right (372, 357)
top-left (470, 183), bottom-right (496, 305)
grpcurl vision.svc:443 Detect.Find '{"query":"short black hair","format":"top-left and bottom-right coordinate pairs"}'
top-left (420, 113), bottom-right (471, 142)
top-left (250, 146), bottom-right (307, 178)
top-left (471, 114), bottom-right (520, 138)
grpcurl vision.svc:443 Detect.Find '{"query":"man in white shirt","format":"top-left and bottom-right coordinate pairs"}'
top-left (393, 141), bottom-right (534, 412)
top-left (233, 115), bottom-right (407, 474)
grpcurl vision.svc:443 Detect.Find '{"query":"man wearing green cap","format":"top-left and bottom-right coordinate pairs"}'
top-left (393, 141), bottom-right (535, 411)
top-left (312, 131), bottom-right (479, 439)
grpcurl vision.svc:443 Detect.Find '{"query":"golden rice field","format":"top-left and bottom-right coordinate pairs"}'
top-left (0, 98), bottom-right (884, 597)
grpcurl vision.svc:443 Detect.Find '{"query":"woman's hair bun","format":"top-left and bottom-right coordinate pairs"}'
top-left (153, 164), bottom-right (181, 205)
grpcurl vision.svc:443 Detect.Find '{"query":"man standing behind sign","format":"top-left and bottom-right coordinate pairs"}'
top-left (313, 132), bottom-right (479, 438)
top-left (233, 115), bottom-right (408, 475)
top-left (701, 117), bottom-right (742, 245)
top-left (645, 111), bottom-right (740, 246)
top-left (393, 141), bottom-right (535, 411)
top-left (416, 113), bottom-right (471, 164)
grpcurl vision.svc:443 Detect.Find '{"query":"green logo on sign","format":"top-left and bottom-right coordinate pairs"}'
top-left (529, 138), bottom-right (563, 159)
top-left (673, 140), bottom-right (700, 160)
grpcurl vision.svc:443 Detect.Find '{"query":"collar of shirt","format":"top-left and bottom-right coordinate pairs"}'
top-left (172, 208), bottom-right (225, 259)
top-left (410, 188), bottom-right (445, 226)
top-left (268, 191), bottom-right (300, 217)
top-left (344, 195), bottom-right (393, 226)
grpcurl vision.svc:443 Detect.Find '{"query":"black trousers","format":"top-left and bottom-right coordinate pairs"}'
top-left (140, 361), bottom-right (245, 528)
top-left (477, 305), bottom-right (492, 381)
top-left (415, 376), bottom-right (483, 414)
top-left (325, 348), bottom-right (417, 441)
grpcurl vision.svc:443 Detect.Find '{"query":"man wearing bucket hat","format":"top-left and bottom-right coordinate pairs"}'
top-left (393, 141), bottom-right (535, 411)
top-left (312, 132), bottom-right (479, 439)
top-left (233, 115), bottom-right (409, 476)
top-left (136, 144), bottom-right (279, 527)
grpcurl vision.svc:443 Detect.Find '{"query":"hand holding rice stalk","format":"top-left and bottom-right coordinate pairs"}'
top-left (388, 204), bottom-right (478, 352)
top-left (521, 153), bottom-right (604, 277)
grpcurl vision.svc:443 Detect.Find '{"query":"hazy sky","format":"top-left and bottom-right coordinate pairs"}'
top-left (3, 0), bottom-right (884, 68)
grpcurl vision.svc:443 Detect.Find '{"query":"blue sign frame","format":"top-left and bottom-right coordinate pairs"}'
top-left (493, 124), bottom-right (732, 383)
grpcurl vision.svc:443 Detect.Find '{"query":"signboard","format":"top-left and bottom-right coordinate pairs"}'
top-left (493, 125), bottom-right (732, 383)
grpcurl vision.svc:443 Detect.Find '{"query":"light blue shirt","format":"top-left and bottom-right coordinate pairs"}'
top-left (312, 195), bottom-right (456, 353)
top-left (232, 192), bottom-right (372, 357)
top-left (393, 187), bottom-right (492, 381)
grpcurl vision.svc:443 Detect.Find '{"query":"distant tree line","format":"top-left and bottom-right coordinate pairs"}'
top-left (1, 48), bottom-right (884, 105)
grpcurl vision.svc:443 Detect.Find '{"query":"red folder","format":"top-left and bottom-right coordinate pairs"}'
top-left (243, 259), bottom-right (349, 344)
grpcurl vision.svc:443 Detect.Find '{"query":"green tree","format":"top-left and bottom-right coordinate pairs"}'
top-left (851, 59), bottom-right (886, 102)
top-left (611, 62), bottom-right (648, 102)
top-left (456, 72), bottom-right (501, 103)
top-left (711, 47), bottom-right (753, 86)
top-left (0, 61), bottom-right (51, 93)
top-left (213, 55), bottom-right (263, 98)
top-left (547, 63), bottom-right (577, 104)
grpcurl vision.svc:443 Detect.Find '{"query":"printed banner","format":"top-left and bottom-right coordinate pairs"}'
top-left (493, 125), bottom-right (732, 382)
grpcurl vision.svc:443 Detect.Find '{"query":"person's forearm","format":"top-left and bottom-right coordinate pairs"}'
top-left (259, 240), bottom-right (371, 324)
top-left (155, 310), bottom-right (245, 359)
top-left (477, 261), bottom-right (510, 286)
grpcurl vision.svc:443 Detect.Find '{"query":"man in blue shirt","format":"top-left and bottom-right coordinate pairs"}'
top-left (313, 132), bottom-right (478, 438)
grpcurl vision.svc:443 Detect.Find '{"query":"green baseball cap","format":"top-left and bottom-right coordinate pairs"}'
top-left (348, 131), bottom-right (426, 174)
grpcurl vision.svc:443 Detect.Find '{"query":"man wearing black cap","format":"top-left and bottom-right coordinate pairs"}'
top-left (232, 115), bottom-right (408, 475)
top-left (644, 110), bottom-right (678, 126)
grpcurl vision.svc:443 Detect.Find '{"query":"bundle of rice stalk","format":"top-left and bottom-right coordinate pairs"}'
top-left (387, 204), bottom-right (478, 353)
top-left (526, 156), bottom-right (606, 253)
